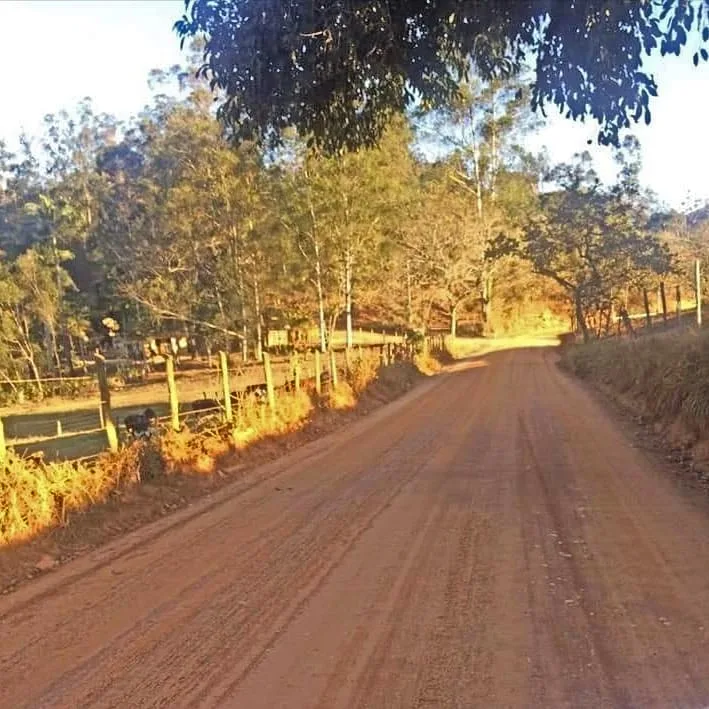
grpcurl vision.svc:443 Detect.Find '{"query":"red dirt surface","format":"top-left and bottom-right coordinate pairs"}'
top-left (2, 343), bottom-right (709, 708)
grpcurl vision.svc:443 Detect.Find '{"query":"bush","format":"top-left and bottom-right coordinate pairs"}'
top-left (414, 352), bottom-right (442, 375)
top-left (327, 382), bottom-right (357, 410)
top-left (346, 349), bottom-right (380, 394)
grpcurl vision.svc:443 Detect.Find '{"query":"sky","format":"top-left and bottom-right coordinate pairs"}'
top-left (1, 0), bottom-right (708, 210)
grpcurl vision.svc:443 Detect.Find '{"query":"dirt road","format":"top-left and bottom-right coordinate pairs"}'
top-left (2, 342), bottom-right (709, 708)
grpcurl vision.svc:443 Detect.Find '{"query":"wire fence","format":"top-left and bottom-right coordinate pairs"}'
top-left (0, 335), bottom-right (419, 463)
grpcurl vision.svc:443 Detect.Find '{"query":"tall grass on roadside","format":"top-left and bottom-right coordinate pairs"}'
top-left (1, 354), bottom-right (436, 549)
top-left (347, 349), bottom-right (381, 394)
top-left (561, 329), bottom-right (709, 438)
top-left (0, 444), bottom-right (150, 546)
top-left (414, 351), bottom-right (443, 375)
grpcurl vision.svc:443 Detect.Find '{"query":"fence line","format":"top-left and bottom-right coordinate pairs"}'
top-left (0, 375), bottom-right (95, 385)
top-left (0, 338), bottom-right (418, 463)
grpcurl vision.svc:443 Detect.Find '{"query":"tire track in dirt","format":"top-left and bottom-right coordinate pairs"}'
top-left (0, 368), bottom-right (483, 708)
top-left (0, 377), bottom-right (448, 645)
top-left (3, 343), bottom-right (709, 708)
top-left (529, 349), bottom-right (709, 707)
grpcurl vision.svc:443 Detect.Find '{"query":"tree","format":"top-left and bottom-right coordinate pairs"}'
top-left (401, 162), bottom-right (491, 336)
top-left (0, 248), bottom-right (75, 393)
top-left (176, 0), bottom-right (709, 153)
top-left (415, 77), bottom-right (539, 331)
top-left (522, 152), bottom-right (671, 341)
top-left (278, 120), bottom-right (416, 349)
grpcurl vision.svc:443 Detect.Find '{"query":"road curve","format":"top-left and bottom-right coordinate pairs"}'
top-left (2, 343), bottom-right (709, 708)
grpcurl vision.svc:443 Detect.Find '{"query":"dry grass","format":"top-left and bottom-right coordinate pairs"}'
top-left (158, 428), bottom-right (230, 475)
top-left (0, 444), bottom-right (152, 547)
top-left (346, 350), bottom-right (381, 394)
top-left (443, 336), bottom-right (487, 360)
top-left (1, 351), bottom-right (438, 550)
top-left (414, 352), bottom-right (443, 375)
top-left (561, 329), bottom-right (709, 443)
top-left (326, 382), bottom-right (358, 410)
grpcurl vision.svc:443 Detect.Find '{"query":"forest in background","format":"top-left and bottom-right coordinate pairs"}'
top-left (1, 50), bottom-right (708, 394)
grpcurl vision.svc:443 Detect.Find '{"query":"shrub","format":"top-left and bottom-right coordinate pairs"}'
top-left (346, 349), bottom-right (380, 394)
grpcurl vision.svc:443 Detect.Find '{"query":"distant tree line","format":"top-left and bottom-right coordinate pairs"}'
top-left (0, 55), bottom-right (699, 393)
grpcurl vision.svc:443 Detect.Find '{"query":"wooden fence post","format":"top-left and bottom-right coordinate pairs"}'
top-left (293, 355), bottom-right (301, 392)
top-left (677, 284), bottom-right (682, 322)
top-left (219, 351), bottom-right (233, 423)
top-left (166, 355), bottom-right (180, 431)
top-left (660, 281), bottom-right (668, 323)
top-left (642, 288), bottom-right (652, 329)
top-left (696, 259), bottom-right (703, 327)
top-left (329, 349), bottom-right (339, 387)
top-left (95, 355), bottom-right (119, 453)
top-left (314, 349), bottom-right (322, 395)
top-left (263, 351), bottom-right (276, 411)
top-left (106, 418), bottom-right (119, 453)
top-left (0, 417), bottom-right (6, 463)
top-left (95, 353), bottom-right (110, 430)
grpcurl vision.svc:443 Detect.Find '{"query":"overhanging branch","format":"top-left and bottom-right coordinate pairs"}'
top-left (125, 292), bottom-right (245, 340)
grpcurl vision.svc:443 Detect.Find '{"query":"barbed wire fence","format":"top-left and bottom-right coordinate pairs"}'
top-left (0, 331), bottom-right (422, 464)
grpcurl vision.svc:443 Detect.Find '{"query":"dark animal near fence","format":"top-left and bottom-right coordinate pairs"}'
top-left (231, 384), bottom-right (268, 405)
top-left (191, 397), bottom-right (220, 412)
top-left (122, 408), bottom-right (157, 439)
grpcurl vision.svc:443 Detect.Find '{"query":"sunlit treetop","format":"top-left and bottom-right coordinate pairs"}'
top-left (176, 0), bottom-right (709, 154)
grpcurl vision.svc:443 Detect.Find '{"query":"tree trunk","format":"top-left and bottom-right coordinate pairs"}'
top-left (604, 303), bottom-right (613, 337)
top-left (574, 290), bottom-right (590, 343)
top-left (696, 258), bottom-right (703, 327)
top-left (50, 325), bottom-right (62, 378)
top-left (344, 246), bottom-right (353, 349)
top-left (328, 309), bottom-right (340, 349)
top-left (253, 273), bottom-right (263, 362)
top-left (642, 288), bottom-right (652, 329)
top-left (228, 223), bottom-right (249, 361)
top-left (490, 95), bottom-right (498, 204)
top-left (472, 136), bottom-right (484, 219)
top-left (406, 260), bottom-right (413, 329)
top-left (234, 246), bottom-right (248, 362)
top-left (215, 290), bottom-right (230, 352)
top-left (26, 353), bottom-right (43, 400)
top-left (450, 303), bottom-right (458, 338)
top-left (482, 273), bottom-right (493, 334)
top-left (314, 240), bottom-right (327, 353)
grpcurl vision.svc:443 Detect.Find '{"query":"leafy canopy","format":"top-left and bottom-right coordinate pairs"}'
top-left (176, 0), bottom-right (709, 153)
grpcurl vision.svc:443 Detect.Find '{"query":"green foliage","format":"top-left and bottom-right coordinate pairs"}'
top-left (520, 150), bottom-right (671, 340)
top-left (0, 50), bottom-right (695, 393)
top-left (176, 0), bottom-right (709, 152)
